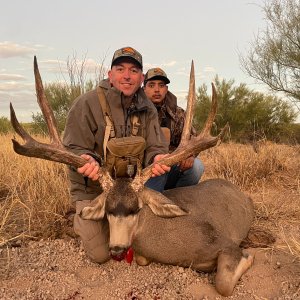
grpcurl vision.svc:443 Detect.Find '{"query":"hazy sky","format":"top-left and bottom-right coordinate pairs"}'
top-left (1, 0), bottom-right (268, 122)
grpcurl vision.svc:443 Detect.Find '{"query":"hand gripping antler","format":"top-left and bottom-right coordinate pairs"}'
top-left (10, 56), bottom-right (114, 190)
top-left (132, 61), bottom-right (229, 190)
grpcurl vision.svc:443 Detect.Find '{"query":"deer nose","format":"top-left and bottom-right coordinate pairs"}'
top-left (110, 246), bottom-right (127, 257)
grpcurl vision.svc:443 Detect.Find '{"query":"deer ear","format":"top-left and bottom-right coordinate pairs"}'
top-left (80, 193), bottom-right (107, 220)
top-left (140, 187), bottom-right (189, 218)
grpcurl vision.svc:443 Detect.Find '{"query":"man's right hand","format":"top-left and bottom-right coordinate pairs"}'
top-left (77, 154), bottom-right (100, 181)
top-left (151, 154), bottom-right (171, 177)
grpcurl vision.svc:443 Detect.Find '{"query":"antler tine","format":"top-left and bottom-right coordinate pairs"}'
top-left (180, 60), bottom-right (195, 146)
top-left (10, 102), bottom-right (35, 146)
top-left (33, 56), bottom-right (61, 146)
top-left (198, 82), bottom-right (217, 138)
top-left (10, 56), bottom-right (114, 190)
top-left (136, 62), bottom-right (228, 186)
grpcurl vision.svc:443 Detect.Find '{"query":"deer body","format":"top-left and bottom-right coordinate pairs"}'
top-left (133, 178), bottom-right (254, 270)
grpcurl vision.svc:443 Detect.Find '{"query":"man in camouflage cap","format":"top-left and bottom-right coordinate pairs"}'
top-left (63, 47), bottom-right (170, 264)
top-left (144, 67), bottom-right (204, 190)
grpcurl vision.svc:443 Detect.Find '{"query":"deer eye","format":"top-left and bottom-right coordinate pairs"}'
top-left (133, 207), bottom-right (141, 214)
top-left (126, 207), bottom-right (141, 216)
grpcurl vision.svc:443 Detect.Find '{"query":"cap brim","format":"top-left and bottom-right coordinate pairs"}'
top-left (145, 75), bottom-right (170, 84)
top-left (111, 56), bottom-right (143, 69)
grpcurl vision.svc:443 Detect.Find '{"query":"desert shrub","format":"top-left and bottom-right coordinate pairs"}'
top-left (0, 117), bottom-right (12, 134)
top-left (194, 77), bottom-right (298, 143)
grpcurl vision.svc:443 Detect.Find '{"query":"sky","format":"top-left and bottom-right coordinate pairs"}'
top-left (0, 0), bottom-right (273, 122)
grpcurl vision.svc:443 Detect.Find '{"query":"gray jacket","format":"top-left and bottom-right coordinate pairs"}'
top-left (63, 79), bottom-right (168, 201)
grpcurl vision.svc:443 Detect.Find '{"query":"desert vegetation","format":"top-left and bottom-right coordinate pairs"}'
top-left (0, 134), bottom-right (71, 245)
top-left (0, 133), bottom-right (299, 260)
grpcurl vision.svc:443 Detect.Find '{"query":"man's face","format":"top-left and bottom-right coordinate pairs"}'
top-left (144, 80), bottom-right (168, 104)
top-left (108, 61), bottom-right (144, 97)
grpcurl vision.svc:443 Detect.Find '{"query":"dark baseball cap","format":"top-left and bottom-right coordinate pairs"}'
top-left (144, 68), bottom-right (170, 84)
top-left (111, 47), bottom-right (143, 69)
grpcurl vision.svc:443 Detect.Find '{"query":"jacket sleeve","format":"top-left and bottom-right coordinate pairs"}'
top-left (62, 90), bottom-right (104, 159)
top-left (62, 91), bottom-right (105, 200)
top-left (143, 106), bottom-right (169, 166)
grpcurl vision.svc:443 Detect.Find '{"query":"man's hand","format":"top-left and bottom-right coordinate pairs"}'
top-left (151, 154), bottom-right (171, 177)
top-left (178, 156), bottom-right (194, 172)
top-left (77, 154), bottom-right (100, 181)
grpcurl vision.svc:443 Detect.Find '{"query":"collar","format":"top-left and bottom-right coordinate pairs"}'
top-left (164, 91), bottom-right (177, 112)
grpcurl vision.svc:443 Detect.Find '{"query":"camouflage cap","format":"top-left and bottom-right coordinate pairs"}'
top-left (144, 68), bottom-right (170, 84)
top-left (111, 47), bottom-right (143, 69)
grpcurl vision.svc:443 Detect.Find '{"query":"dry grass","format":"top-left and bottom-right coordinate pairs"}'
top-left (0, 133), bottom-right (72, 247)
top-left (201, 141), bottom-right (300, 191)
top-left (0, 134), bottom-right (299, 260)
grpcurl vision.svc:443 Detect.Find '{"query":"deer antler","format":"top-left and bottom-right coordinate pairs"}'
top-left (10, 56), bottom-right (114, 190)
top-left (132, 60), bottom-right (229, 188)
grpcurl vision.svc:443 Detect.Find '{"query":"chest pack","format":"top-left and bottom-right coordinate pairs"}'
top-left (97, 87), bottom-right (146, 178)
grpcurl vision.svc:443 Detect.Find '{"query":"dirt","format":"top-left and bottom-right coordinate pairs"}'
top-left (0, 236), bottom-right (299, 300)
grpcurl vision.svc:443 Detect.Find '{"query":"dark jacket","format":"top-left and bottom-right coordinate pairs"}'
top-left (155, 91), bottom-right (195, 152)
top-left (63, 79), bottom-right (168, 201)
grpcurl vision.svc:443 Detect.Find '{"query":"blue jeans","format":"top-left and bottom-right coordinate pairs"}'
top-left (145, 158), bottom-right (204, 193)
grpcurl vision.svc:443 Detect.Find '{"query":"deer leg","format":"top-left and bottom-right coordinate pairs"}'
top-left (215, 247), bottom-right (254, 296)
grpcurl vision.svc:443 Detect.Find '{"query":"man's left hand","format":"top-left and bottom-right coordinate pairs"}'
top-left (178, 156), bottom-right (194, 172)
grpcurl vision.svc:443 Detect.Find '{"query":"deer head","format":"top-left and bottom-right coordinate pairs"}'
top-left (10, 57), bottom-right (228, 256)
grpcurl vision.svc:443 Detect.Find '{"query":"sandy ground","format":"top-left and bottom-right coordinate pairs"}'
top-left (0, 235), bottom-right (299, 300)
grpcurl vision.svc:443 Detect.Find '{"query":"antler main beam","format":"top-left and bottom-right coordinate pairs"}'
top-left (10, 56), bottom-right (114, 189)
top-left (138, 61), bottom-right (229, 184)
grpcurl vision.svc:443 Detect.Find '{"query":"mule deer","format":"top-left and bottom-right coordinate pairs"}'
top-left (10, 57), bottom-right (254, 296)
